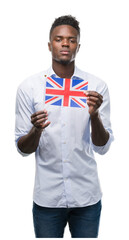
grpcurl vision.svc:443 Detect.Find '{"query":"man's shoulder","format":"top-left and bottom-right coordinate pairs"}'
top-left (76, 67), bottom-right (108, 92)
top-left (18, 70), bottom-right (47, 91)
top-left (77, 67), bottom-right (106, 84)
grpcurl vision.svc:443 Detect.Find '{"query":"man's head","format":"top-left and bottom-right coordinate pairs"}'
top-left (49, 15), bottom-right (80, 40)
top-left (48, 15), bottom-right (80, 65)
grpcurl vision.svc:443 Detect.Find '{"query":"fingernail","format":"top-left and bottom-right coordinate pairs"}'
top-left (84, 91), bottom-right (88, 96)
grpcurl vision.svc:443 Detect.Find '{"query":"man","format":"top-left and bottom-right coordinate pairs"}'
top-left (15, 15), bottom-right (114, 238)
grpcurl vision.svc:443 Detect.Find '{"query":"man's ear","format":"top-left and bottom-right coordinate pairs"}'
top-left (48, 42), bottom-right (51, 52)
top-left (77, 44), bottom-right (81, 53)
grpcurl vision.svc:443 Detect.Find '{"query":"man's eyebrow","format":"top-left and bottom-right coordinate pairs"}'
top-left (54, 35), bottom-right (63, 38)
top-left (55, 35), bottom-right (77, 39)
top-left (69, 36), bottom-right (77, 39)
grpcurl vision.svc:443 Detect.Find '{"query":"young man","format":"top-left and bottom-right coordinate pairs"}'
top-left (15, 15), bottom-right (114, 238)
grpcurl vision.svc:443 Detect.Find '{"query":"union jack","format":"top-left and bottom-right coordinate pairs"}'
top-left (45, 75), bottom-right (88, 108)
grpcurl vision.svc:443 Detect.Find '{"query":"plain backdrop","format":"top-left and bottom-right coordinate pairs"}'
top-left (0, 0), bottom-right (129, 239)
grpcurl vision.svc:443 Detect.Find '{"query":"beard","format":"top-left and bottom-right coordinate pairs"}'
top-left (59, 59), bottom-right (71, 65)
top-left (54, 57), bottom-right (72, 65)
top-left (53, 54), bottom-right (74, 66)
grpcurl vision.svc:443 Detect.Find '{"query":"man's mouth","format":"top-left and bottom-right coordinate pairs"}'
top-left (60, 50), bottom-right (70, 55)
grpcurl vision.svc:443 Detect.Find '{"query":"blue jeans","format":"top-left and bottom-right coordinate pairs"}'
top-left (32, 200), bottom-right (102, 238)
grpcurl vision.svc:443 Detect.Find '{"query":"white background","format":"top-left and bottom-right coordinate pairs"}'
top-left (0, 0), bottom-right (129, 239)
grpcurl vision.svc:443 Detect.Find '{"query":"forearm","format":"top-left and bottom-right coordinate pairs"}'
top-left (18, 126), bottom-right (43, 154)
top-left (90, 112), bottom-right (109, 146)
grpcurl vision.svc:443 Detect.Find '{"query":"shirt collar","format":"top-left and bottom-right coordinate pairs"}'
top-left (46, 65), bottom-right (83, 79)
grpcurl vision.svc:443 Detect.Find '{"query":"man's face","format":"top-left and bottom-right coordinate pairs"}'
top-left (48, 25), bottom-right (80, 65)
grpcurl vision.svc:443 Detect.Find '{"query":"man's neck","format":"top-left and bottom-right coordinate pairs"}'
top-left (52, 61), bottom-right (75, 78)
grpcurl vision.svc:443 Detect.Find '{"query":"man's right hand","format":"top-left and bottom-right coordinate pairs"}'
top-left (31, 109), bottom-right (51, 130)
top-left (17, 109), bottom-right (50, 154)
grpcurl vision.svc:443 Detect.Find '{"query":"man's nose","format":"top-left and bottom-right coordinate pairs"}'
top-left (62, 38), bottom-right (69, 47)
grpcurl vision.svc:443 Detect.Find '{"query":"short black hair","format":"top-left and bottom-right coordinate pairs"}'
top-left (49, 15), bottom-right (80, 39)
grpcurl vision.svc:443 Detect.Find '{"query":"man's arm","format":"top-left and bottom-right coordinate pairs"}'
top-left (18, 110), bottom-right (51, 154)
top-left (84, 91), bottom-right (109, 146)
top-left (90, 112), bottom-right (109, 146)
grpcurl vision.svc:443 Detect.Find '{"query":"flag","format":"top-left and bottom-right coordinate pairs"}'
top-left (45, 74), bottom-right (88, 108)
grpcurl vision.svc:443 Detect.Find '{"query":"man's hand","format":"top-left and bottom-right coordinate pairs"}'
top-left (84, 91), bottom-right (103, 117)
top-left (84, 90), bottom-right (109, 146)
top-left (17, 109), bottom-right (50, 154)
top-left (31, 109), bottom-right (51, 130)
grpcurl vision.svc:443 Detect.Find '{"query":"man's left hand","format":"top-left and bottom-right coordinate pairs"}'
top-left (84, 91), bottom-right (103, 117)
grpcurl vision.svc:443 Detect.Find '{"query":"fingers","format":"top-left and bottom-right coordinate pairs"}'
top-left (87, 96), bottom-right (103, 107)
top-left (84, 90), bottom-right (103, 99)
top-left (84, 90), bottom-right (103, 116)
top-left (31, 110), bottom-right (47, 119)
top-left (31, 109), bottom-right (50, 129)
top-left (40, 121), bottom-right (51, 129)
top-left (84, 91), bottom-right (103, 106)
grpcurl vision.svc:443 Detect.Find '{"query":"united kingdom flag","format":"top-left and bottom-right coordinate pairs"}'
top-left (45, 75), bottom-right (88, 108)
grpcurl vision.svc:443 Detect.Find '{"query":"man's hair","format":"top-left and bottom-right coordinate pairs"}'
top-left (49, 15), bottom-right (80, 39)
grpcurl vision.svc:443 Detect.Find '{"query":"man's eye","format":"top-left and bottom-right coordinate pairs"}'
top-left (70, 39), bottom-right (76, 43)
top-left (56, 38), bottom-right (61, 42)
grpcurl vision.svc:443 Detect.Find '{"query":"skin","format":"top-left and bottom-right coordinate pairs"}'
top-left (18, 24), bottom-right (109, 153)
top-left (85, 91), bottom-right (109, 146)
top-left (48, 25), bottom-right (80, 78)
